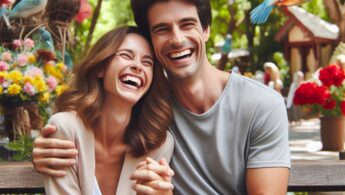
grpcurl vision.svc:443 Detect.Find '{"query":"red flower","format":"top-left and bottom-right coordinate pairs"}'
top-left (75, 0), bottom-right (92, 23)
top-left (0, 0), bottom-right (12, 6)
top-left (322, 98), bottom-right (336, 110)
top-left (341, 101), bottom-right (345, 116)
top-left (293, 82), bottom-right (330, 105)
top-left (319, 64), bottom-right (345, 87)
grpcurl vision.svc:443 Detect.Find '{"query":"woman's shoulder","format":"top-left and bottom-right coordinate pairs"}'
top-left (48, 111), bottom-right (83, 140)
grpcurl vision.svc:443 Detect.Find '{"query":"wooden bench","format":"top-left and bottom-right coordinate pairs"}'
top-left (1, 160), bottom-right (345, 193)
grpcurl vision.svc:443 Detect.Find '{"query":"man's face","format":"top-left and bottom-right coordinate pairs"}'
top-left (148, 0), bottom-right (210, 79)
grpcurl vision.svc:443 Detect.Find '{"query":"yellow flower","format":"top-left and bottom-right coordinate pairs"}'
top-left (23, 76), bottom-right (34, 84)
top-left (0, 86), bottom-right (3, 94)
top-left (8, 84), bottom-right (22, 95)
top-left (56, 62), bottom-right (67, 71)
top-left (44, 63), bottom-right (55, 74)
top-left (28, 55), bottom-right (36, 64)
top-left (55, 84), bottom-right (69, 96)
top-left (8, 70), bottom-right (23, 83)
top-left (33, 78), bottom-right (47, 92)
top-left (0, 71), bottom-right (8, 81)
top-left (39, 92), bottom-right (50, 103)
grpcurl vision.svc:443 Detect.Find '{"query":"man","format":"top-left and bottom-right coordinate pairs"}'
top-left (32, 0), bottom-right (290, 194)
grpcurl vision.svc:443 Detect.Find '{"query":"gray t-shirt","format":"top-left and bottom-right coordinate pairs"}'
top-left (169, 73), bottom-right (290, 194)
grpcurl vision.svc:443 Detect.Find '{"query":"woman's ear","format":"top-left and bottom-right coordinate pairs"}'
top-left (97, 66), bottom-right (104, 78)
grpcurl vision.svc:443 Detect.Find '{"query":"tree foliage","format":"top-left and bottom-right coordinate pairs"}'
top-left (69, 0), bottom-right (333, 78)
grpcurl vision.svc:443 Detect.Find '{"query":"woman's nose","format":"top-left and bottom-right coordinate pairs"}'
top-left (130, 62), bottom-right (143, 72)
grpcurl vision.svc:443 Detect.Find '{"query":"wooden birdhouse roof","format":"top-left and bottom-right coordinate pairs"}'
top-left (275, 6), bottom-right (339, 42)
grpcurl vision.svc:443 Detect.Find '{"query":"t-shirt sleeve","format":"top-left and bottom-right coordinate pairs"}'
top-left (147, 131), bottom-right (175, 163)
top-left (247, 96), bottom-right (291, 168)
top-left (43, 112), bottom-right (81, 194)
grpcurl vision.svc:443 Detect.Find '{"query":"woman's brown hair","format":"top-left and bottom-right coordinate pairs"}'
top-left (54, 26), bottom-right (172, 157)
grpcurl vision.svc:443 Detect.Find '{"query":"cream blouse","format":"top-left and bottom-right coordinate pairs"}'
top-left (43, 112), bottom-right (175, 195)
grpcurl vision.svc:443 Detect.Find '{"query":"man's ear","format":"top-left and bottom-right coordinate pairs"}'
top-left (203, 26), bottom-right (210, 41)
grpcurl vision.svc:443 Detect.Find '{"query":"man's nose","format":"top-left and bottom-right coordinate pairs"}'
top-left (169, 26), bottom-right (185, 46)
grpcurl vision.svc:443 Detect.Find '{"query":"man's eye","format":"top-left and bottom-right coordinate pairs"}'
top-left (182, 23), bottom-right (194, 29)
top-left (155, 28), bottom-right (169, 34)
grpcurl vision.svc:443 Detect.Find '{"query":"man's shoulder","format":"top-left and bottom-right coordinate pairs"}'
top-left (230, 73), bottom-right (282, 100)
top-left (228, 73), bottom-right (284, 109)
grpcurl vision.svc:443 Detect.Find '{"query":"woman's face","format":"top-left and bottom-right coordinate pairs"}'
top-left (101, 33), bottom-right (154, 105)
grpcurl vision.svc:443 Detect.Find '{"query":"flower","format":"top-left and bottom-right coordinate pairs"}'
top-left (0, 39), bottom-right (70, 103)
top-left (23, 38), bottom-right (35, 50)
top-left (294, 64), bottom-right (345, 117)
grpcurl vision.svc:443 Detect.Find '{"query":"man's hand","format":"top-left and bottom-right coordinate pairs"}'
top-left (32, 124), bottom-right (78, 177)
top-left (130, 157), bottom-right (174, 195)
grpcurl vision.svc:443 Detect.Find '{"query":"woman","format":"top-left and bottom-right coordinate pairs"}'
top-left (43, 26), bottom-right (174, 195)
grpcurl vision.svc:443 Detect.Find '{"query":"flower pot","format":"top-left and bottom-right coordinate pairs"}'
top-left (320, 116), bottom-right (345, 151)
top-left (2, 100), bottom-right (42, 141)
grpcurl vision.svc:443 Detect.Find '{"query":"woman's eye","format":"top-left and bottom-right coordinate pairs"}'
top-left (120, 53), bottom-right (132, 59)
top-left (143, 61), bottom-right (153, 67)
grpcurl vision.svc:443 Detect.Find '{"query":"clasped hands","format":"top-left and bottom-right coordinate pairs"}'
top-left (130, 157), bottom-right (175, 195)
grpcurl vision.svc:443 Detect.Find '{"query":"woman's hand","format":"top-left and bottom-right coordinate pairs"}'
top-left (130, 157), bottom-right (174, 195)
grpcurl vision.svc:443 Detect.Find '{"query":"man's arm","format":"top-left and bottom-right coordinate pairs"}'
top-left (32, 124), bottom-right (78, 177)
top-left (246, 167), bottom-right (289, 195)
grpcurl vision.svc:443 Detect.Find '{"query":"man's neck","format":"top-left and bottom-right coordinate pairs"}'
top-left (171, 64), bottom-right (230, 114)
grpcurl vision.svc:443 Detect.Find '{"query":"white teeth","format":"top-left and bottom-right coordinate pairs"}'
top-left (170, 49), bottom-right (191, 59)
top-left (121, 75), bottom-right (142, 87)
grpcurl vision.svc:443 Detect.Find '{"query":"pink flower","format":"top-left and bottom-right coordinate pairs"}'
top-left (25, 66), bottom-right (43, 77)
top-left (13, 39), bottom-right (22, 48)
top-left (75, 0), bottom-right (92, 23)
top-left (1, 52), bottom-right (12, 61)
top-left (46, 76), bottom-right (58, 91)
top-left (23, 82), bottom-right (36, 96)
top-left (23, 38), bottom-right (35, 50)
top-left (17, 54), bottom-right (28, 66)
top-left (0, 61), bottom-right (9, 71)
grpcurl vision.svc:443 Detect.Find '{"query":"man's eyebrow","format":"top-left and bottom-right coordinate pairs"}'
top-left (151, 17), bottom-right (199, 32)
top-left (180, 17), bottom-right (198, 23)
top-left (151, 23), bottom-right (167, 32)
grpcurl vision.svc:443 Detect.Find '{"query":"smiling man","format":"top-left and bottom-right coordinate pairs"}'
top-left (130, 1), bottom-right (290, 194)
top-left (32, 0), bottom-right (290, 194)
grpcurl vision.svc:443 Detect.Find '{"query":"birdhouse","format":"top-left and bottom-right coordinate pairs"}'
top-left (275, 6), bottom-right (339, 79)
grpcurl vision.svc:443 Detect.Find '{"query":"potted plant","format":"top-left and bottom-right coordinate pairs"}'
top-left (0, 38), bottom-right (69, 140)
top-left (293, 64), bottom-right (345, 151)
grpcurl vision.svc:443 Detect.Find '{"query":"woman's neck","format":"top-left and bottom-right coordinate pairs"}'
top-left (94, 96), bottom-right (133, 148)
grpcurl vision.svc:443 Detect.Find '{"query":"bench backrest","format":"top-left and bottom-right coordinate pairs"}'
top-left (1, 160), bottom-right (345, 193)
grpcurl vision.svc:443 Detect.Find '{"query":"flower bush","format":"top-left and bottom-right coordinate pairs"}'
top-left (0, 39), bottom-right (69, 104)
top-left (293, 64), bottom-right (345, 117)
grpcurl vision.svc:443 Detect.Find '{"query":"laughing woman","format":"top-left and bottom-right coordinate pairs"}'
top-left (43, 26), bottom-right (174, 195)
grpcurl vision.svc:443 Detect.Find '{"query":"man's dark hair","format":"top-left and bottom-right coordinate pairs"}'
top-left (130, 0), bottom-right (212, 37)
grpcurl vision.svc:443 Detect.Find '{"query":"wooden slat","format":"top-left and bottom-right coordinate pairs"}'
top-left (0, 162), bottom-right (44, 193)
top-left (1, 160), bottom-right (345, 193)
top-left (288, 160), bottom-right (345, 191)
